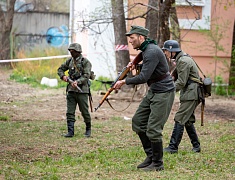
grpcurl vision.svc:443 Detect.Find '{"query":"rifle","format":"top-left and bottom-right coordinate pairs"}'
top-left (88, 87), bottom-right (93, 112)
top-left (67, 77), bottom-right (83, 93)
top-left (67, 77), bottom-right (94, 112)
top-left (94, 52), bottom-right (143, 112)
top-left (170, 66), bottom-right (178, 81)
top-left (201, 103), bottom-right (204, 126)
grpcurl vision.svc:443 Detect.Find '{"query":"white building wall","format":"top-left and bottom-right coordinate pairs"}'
top-left (71, 0), bottom-right (116, 79)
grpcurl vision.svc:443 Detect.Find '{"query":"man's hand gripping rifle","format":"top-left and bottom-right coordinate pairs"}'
top-left (94, 52), bottom-right (143, 112)
top-left (67, 77), bottom-right (83, 92)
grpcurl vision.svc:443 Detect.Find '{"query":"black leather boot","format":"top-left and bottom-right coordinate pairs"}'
top-left (142, 141), bottom-right (164, 171)
top-left (63, 121), bottom-right (75, 138)
top-left (84, 122), bottom-right (91, 137)
top-left (185, 123), bottom-right (201, 152)
top-left (137, 133), bottom-right (152, 168)
top-left (164, 122), bottom-right (184, 153)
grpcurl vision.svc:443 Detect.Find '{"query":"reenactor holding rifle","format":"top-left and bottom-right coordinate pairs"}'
top-left (58, 43), bottom-right (93, 138)
top-left (113, 26), bottom-right (175, 171)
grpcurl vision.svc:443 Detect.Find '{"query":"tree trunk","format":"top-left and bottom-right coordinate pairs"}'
top-left (228, 22), bottom-right (235, 91)
top-left (111, 0), bottom-right (130, 74)
top-left (158, 0), bottom-right (174, 47)
top-left (229, 46), bottom-right (235, 90)
top-left (0, 0), bottom-right (16, 65)
top-left (145, 0), bottom-right (159, 41)
top-left (170, 4), bottom-right (180, 43)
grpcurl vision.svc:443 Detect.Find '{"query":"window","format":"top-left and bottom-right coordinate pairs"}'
top-left (176, 0), bottom-right (211, 30)
top-left (176, 0), bottom-right (205, 6)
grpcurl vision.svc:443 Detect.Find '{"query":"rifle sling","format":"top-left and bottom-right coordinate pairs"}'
top-left (105, 85), bottom-right (137, 112)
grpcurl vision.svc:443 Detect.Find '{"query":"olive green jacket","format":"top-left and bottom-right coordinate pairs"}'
top-left (57, 54), bottom-right (92, 93)
top-left (175, 51), bottom-right (200, 101)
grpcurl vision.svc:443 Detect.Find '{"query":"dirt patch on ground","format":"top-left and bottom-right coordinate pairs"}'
top-left (0, 69), bottom-right (235, 124)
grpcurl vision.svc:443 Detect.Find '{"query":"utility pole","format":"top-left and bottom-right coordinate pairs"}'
top-left (69, 0), bottom-right (75, 44)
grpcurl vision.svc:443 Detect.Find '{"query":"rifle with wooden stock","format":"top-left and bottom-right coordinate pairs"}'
top-left (94, 52), bottom-right (143, 112)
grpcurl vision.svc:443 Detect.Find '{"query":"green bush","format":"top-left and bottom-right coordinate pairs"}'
top-left (10, 48), bottom-right (111, 91)
top-left (215, 76), bottom-right (227, 95)
top-left (90, 76), bottom-right (112, 91)
top-left (10, 47), bottom-right (67, 88)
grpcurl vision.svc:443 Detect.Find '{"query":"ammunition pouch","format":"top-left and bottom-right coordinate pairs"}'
top-left (68, 69), bottom-right (81, 80)
top-left (90, 71), bottom-right (96, 80)
top-left (189, 77), bottom-right (212, 101)
top-left (186, 79), bottom-right (195, 87)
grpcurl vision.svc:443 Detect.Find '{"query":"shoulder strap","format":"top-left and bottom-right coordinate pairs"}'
top-left (182, 54), bottom-right (206, 78)
top-left (180, 54), bottom-right (203, 84)
top-left (73, 60), bottom-right (80, 73)
top-left (72, 57), bottom-right (84, 74)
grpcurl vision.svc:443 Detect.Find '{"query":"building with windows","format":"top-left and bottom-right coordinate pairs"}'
top-left (70, 0), bottom-right (234, 82)
top-left (127, 0), bottom-right (235, 83)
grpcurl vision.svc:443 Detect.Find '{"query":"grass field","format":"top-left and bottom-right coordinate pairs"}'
top-left (0, 115), bottom-right (235, 180)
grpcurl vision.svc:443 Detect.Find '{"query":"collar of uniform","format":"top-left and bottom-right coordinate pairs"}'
top-left (175, 51), bottom-right (184, 62)
top-left (74, 54), bottom-right (83, 62)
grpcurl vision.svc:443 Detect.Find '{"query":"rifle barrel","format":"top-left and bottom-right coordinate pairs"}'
top-left (94, 52), bottom-right (143, 111)
top-left (94, 88), bottom-right (113, 111)
top-left (67, 77), bottom-right (83, 92)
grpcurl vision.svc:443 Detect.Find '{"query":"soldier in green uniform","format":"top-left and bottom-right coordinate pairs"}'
top-left (114, 26), bottom-right (175, 171)
top-left (162, 40), bottom-right (201, 153)
top-left (57, 43), bottom-right (92, 138)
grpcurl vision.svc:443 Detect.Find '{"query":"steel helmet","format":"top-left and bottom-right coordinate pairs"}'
top-left (162, 40), bottom-right (181, 52)
top-left (68, 43), bottom-right (82, 52)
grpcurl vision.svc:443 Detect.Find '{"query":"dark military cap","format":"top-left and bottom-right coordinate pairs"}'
top-left (126, 25), bottom-right (149, 37)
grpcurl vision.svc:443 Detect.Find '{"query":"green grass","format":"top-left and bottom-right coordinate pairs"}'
top-left (0, 115), bottom-right (9, 121)
top-left (0, 117), bottom-right (234, 179)
top-left (1, 48), bottom-right (235, 179)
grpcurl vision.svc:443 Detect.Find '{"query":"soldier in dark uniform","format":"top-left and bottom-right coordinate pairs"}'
top-left (114, 26), bottom-right (175, 171)
top-left (162, 40), bottom-right (201, 153)
top-left (57, 43), bottom-right (92, 138)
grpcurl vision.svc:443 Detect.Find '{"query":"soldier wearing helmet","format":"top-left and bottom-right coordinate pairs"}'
top-left (162, 40), bottom-right (201, 154)
top-left (68, 43), bottom-right (82, 52)
top-left (113, 26), bottom-right (175, 171)
top-left (57, 43), bottom-right (92, 138)
top-left (162, 40), bottom-right (180, 74)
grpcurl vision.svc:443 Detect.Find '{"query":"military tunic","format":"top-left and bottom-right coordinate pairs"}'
top-left (126, 43), bottom-right (175, 142)
top-left (57, 54), bottom-right (92, 123)
top-left (174, 51), bottom-right (200, 125)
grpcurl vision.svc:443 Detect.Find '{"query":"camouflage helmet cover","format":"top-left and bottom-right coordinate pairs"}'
top-left (162, 40), bottom-right (181, 52)
top-left (68, 43), bottom-right (82, 52)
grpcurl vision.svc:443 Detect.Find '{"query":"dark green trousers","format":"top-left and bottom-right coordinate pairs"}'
top-left (132, 90), bottom-right (175, 142)
top-left (66, 92), bottom-right (91, 123)
top-left (174, 100), bottom-right (199, 125)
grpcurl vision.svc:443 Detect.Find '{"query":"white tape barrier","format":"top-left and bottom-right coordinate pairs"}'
top-left (0, 55), bottom-right (70, 63)
top-left (0, 49), bottom-right (129, 63)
